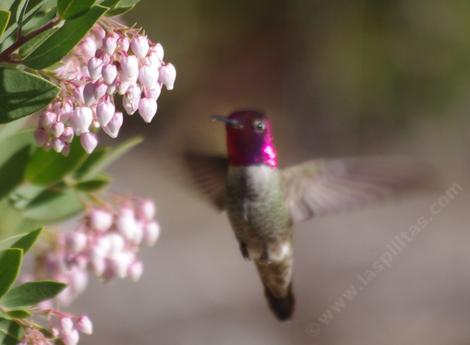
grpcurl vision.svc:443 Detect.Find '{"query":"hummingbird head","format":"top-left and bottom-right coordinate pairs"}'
top-left (211, 110), bottom-right (278, 167)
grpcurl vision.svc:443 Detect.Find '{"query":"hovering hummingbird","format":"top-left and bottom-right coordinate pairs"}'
top-left (184, 110), bottom-right (431, 321)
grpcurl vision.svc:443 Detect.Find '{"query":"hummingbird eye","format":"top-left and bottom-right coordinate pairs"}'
top-left (253, 120), bottom-right (265, 133)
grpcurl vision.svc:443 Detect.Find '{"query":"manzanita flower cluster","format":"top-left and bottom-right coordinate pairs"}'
top-left (35, 21), bottom-right (176, 154)
top-left (18, 312), bottom-right (92, 345)
top-left (32, 197), bottom-right (160, 306)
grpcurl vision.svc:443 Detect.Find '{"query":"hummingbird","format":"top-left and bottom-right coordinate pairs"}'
top-left (184, 109), bottom-right (432, 321)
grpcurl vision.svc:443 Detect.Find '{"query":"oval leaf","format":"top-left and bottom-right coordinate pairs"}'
top-left (0, 67), bottom-right (58, 124)
top-left (75, 136), bottom-right (142, 179)
top-left (0, 10), bottom-right (10, 37)
top-left (1, 281), bottom-right (66, 308)
top-left (7, 309), bottom-right (31, 318)
top-left (23, 5), bottom-right (108, 69)
top-left (74, 175), bottom-right (109, 191)
top-left (23, 188), bottom-right (84, 223)
top-left (0, 249), bottom-right (23, 299)
top-left (26, 139), bottom-right (87, 186)
top-left (10, 228), bottom-right (42, 253)
top-left (0, 145), bottom-right (32, 200)
top-left (58, 0), bottom-right (96, 19)
top-left (0, 318), bottom-right (22, 344)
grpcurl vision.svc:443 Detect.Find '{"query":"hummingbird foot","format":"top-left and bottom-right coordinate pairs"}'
top-left (239, 242), bottom-right (250, 260)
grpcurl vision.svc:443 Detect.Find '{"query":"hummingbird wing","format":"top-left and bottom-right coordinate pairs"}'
top-left (182, 152), bottom-right (228, 210)
top-left (281, 157), bottom-right (434, 223)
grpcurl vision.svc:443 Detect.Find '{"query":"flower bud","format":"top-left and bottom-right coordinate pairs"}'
top-left (89, 208), bottom-right (113, 232)
top-left (92, 25), bottom-right (106, 42)
top-left (119, 55), bottom-right (138, 82)
top-left (80, 37), bottom-right (97, 60)
top-left (144, 221), bottom-right (160, 246)
top-left (94, 82), bottom-right (108, 100)
top-left (116, 209), bottom-right (139, 241)
top-left (34, 128), bottom-right (48, 146)
top-left (61, 317), bottom-right (74, 333)
top-left (138, 98), bottom-right (157, 123)
top-left (62, 126), bottom-right (74, 143)
top-left (104, 33), bottom-right (118, 55)
top-left (109, 252), bottom-right (132, 279)
top-left (146, 83), bottom-right (161, 100)
top-left (131, 35), bottom-right (149, 58)
top-left (102, 63), bottom-right (117, 85)
top-left (128, 260), bottom-right (143, 282)
top-left (76, 315), bottom-right (93, 335)
top-left (52, 122), bottom-right (65, 138)
top-left (70, 268), bottom-right (88, 293)
top-left (123, 84), bottom-right (141, 115)
top-left (40, 111), bottom-right (57, 129)
top-left (118, 81), bottom-right (131, 95)
top-left (62, 329), bottom-right (79, 345)
top-left (83, 83), bottom-right (97, 106)
top-left (90, 252), bottom-right (106, 276)
top-left (155, 43), bottom-right (164, 60)
top-left (119, 36), bottom-right (130, 52)
top-left (103, 112), bottom-right (123, 138)
top-left (108, 233), bottom-right (125, 254)
top-left (66, 232), bottom-right (87, 253)
top-left (138, 199), bottom-right (156, 221)
top-left (138, 64), bottom-right (159, 91)
top-left (80, 132), bottom-right (98, 154)
top-left (96, 99), bottom-right (115, 127)
top-left (88, 57), bottom-right (103, 81)
top-left (52, 138), bottom-right (65, 153)
top-left (158, 63), bottom-right (176, 90)
top-left (71, 107), bottom-right (93, 135)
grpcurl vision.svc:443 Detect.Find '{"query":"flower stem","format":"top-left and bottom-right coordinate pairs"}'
top-left (0, 17), bottom-right (62, 63)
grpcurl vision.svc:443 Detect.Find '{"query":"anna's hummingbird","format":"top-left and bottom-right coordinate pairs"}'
top-left (184, 110), bottom-right (431, 321)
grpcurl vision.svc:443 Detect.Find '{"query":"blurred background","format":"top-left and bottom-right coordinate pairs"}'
top-left (78, 1), bottom-right (469, 344)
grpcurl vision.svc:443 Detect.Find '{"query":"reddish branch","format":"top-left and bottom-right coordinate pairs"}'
top-left (0, 17), bottom-right (61, 63)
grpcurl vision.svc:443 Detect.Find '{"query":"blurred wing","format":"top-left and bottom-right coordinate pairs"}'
top-left (281, 157), bottom-right (434, 223)
top-left (183, 152), bottom-right (228, 210)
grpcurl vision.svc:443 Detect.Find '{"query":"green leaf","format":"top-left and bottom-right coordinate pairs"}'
top-left (0, 1), bottom-right (16, 10)
top-left (0, 67), bottom-right (59, 124)
top-left (23, 5), bottom-right (108, 69)
top-left (0, 119), bottom-right (27, 143)
top-left (15, 0), bottom-right (30, 33)
top-left (58, 0), bottom-right (96, 19)
top-left (0, 10), bottom-right (10, 37)
top-left (0, 199), bottom-right (42, 242)
top-left (1, 281), bottom-right (66, 308)
top-left (23, 188), bottom-right (84, 223)
top-left (0, 318), bottom-right (22, 345)
top-left (0, 145), bottom-right (32, 200)
top-left (0, 0), bottom-right (55, 45)
top-left (10, 228), bottom-right (42, 253)
top-left (9, 183), bottom-right (45, 209)
top-left (75, 136), bottom-right (142, 179)
top-left (0, 129), bottom-right (34, 165)
top-left (103, 0), bottom-right (139, 16)
top-left (6, 309), bottom-right (31, 318)
top-left (19, 11), bottom-right (57, 58)
top-left (0, 249), bottom-right (22, 299)
top-left (74, 174), bottom-right (109, 191)
top-left (26, 139), bottom-right (87, 186)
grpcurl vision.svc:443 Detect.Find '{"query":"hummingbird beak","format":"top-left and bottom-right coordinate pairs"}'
top-left (210, 115), bottom-right (243, 128)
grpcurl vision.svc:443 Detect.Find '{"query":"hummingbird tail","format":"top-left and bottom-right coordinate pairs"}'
top-left (264, 282), bottom-right (295, 321)
top-left (256, 250), bottom-right (295, 321)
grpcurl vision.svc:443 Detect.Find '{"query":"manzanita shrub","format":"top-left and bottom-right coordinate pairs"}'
top-left (0, 0), bottom-right (175, 344)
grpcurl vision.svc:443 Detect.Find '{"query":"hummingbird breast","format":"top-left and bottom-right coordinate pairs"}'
top-left (225, 165), bottom-right (292, 260)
